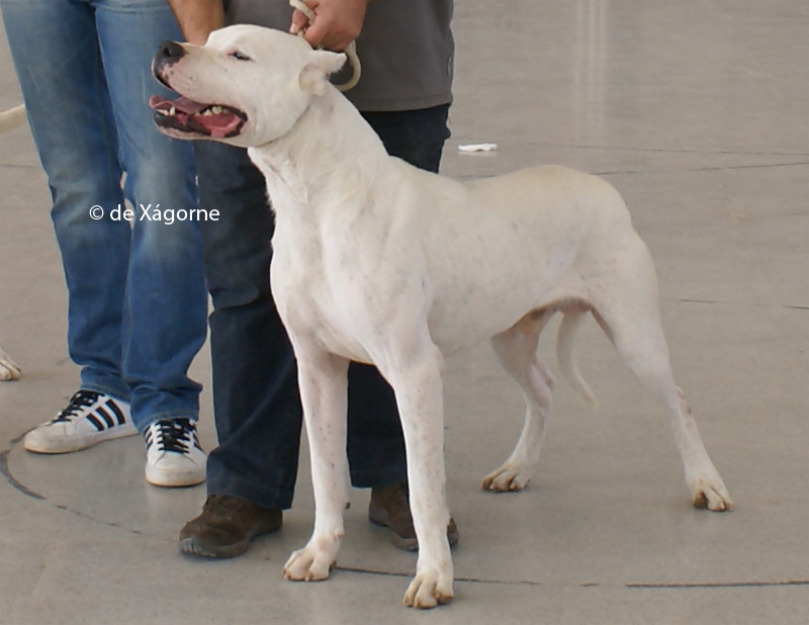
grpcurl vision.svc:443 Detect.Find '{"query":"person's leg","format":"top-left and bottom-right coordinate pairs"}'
top-left (198, 141), bottom-right (304, 508)
top-left (2, 0), bottom-right (138, 453)
top-left (93, 0), bottom-right (207, 486)
top-left (2, 0), bottom-right (131, 400)
top-left (95, 0), bottom-right (207, 430)
top-left (178, 141), bottom-right (299, 556)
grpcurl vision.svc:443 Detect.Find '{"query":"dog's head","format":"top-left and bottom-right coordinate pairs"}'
top-left (150, 25), bottom-right (346, 148)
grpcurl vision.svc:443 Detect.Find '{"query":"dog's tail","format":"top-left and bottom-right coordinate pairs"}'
top-left (0, 105), bottom-right (27, 134)
top-left (556, 310), bottom-right (598, 409)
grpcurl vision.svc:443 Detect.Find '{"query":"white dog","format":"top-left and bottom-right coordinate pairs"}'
top-left (151, 26), bottom-right (733, 608)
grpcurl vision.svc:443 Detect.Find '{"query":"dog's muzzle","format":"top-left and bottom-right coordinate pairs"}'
top-left (149, 41), bottom-right (248, 140)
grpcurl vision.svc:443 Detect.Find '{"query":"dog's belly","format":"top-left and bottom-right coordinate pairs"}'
top-left (425, 267), bottom-right (586, 356)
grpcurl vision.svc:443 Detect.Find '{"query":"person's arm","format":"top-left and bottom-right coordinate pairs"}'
top-left (167, 0), bottom-right (226, 45)
top-left (289, 0), bottom-right (372, 51)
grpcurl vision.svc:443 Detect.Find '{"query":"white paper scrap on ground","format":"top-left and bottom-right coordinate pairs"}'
top-left (458, 142), bottom-right (498, 152)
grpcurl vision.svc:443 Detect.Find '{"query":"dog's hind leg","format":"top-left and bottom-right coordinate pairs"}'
top-left (283, 351), bottom-right (351, 582)
top-left (593, 239), bottom-right (733, 511)
top-left (483, 310), bottom-right (555, 492)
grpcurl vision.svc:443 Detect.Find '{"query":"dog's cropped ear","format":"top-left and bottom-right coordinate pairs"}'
top-left (299, 49), bottom-right (348, 96)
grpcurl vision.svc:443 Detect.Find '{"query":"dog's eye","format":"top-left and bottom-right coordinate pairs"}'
top-left (229, 50), bottom-right (252, 62)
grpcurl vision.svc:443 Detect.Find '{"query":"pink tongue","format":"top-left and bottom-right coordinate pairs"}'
top-left (148, 95), bottom-right (207, 114)
top-left (208, 115), bottom-right (243, 138)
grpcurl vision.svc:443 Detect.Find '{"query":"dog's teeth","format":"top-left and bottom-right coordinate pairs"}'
top-left (169, 106), bottom-right (176, 116)
top-left (211, 106), bottom-right (224, 115)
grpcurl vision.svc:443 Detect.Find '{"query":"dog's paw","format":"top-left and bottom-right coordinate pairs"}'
top-left (690, 478), bottom-right (734, 512)
top-left (481, 462), bottom-right (531, 492)
top-left (283, 543), bottom-right (337, 582)
top-left (0, 349), bottom-right (21, 381)
top-left (403, 570), bottom-right (454, 609)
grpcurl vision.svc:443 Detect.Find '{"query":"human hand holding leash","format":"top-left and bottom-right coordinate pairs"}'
top-left (289, 0), bottom-right (364, 91)
top-left (289, 0), bottom-right (371, 51)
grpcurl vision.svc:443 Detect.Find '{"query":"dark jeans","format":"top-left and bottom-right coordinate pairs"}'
top-left (196, 104), bottom-right (450, 510)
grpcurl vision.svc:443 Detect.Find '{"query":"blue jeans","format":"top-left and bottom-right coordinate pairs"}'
top-left (196, 105), bottom-right (450, 510)
top-left (2, 0), bottom-right (208, 430)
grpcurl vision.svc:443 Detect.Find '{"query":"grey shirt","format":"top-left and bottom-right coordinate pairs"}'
top-left (223, 0), bottom-right (454, 111)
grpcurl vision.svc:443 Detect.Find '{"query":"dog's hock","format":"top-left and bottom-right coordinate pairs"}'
top-left (299, 49), bottom-right (348, 96)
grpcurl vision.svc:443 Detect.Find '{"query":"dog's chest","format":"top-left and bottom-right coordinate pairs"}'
top-left (270, 231), bottom-right (377, 363)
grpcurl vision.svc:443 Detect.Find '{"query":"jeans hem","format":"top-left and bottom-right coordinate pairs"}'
top-left (206, 473), bottom-right (296, 511)
top-left (136, 412), bottom-right (200, 433)
top-left (80, 383), bottom-right (131, 405)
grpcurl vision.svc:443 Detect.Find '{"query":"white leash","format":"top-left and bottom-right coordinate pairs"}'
top-left (289, 0), bottom-right (361, 91)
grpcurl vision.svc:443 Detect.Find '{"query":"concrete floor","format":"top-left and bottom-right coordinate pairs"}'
top-left (1, 1), bottom-right (807, 623)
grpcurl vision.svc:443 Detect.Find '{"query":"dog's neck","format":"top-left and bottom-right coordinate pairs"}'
top-left (247, 86), bottom-right (391, 221)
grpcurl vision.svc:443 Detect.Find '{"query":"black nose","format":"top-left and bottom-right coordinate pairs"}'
top-left (156, 40), bottom-right (186, 65)
top-left (153, 40), bottom-right (187, 84)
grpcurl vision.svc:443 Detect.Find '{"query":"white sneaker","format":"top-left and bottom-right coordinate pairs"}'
top-left (144, 418), bottom-right (206, 487)
top-left (24, 390), bottom-right (136, 453)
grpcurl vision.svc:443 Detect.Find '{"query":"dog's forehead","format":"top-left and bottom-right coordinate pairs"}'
top-left (207, 25), bottom-right (310, 56)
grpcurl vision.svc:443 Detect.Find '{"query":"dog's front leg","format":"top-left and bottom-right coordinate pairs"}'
top-left (283, 350), bottom-right (350, 582)
top-left (381, 339), bottom-right (454, 609)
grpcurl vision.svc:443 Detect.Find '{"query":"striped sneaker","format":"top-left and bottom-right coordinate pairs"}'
top-left (24, 389), bottom-right (136, 454)
top-left (144, 418), bottom-right (206, 487)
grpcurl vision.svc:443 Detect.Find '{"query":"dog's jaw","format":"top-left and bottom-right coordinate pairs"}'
top-left (149, 94), bottom-right (247, 140)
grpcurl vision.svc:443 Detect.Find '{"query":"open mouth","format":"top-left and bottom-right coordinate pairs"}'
top-left (149, 95), bottom-right (247, 139)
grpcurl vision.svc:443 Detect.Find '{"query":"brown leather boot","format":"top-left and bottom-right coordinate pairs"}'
top-left (368, 481), bottom-right (459, 551)
top-left (179, 494), bottom-right (282, 558)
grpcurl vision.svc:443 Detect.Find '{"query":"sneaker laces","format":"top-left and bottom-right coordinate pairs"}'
top-left (148, 418), bottom-right (197, 454)
top-left (53, 390), bottom-right (101, 423)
